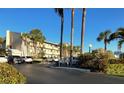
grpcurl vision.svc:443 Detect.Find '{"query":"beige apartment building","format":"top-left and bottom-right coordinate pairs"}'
top-left (43, 42), bottom-right (59, 58)
top-left (5, 30), bottom-right (60, 58)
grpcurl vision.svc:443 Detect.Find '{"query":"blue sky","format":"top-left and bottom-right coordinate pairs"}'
top-left (0, 8), bottom-right (124, 52)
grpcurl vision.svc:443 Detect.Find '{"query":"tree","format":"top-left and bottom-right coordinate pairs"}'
top-left (97, 30), bottom-right (111, 51)
top-left (70, 8), bottom-right (75, 65)
top-left (0, 37), bottom-right (3, 48)
top-left (29, 29), bottom-right (46, 57)
top-left (55, 8), bottom-right (64, 60)
top-left (63, 43), bottom-right (69, 57)
top-left (73, 46), bottom-right (80, 56)
top-left (81, 8), bottom-right (86, 54)
top-left (109, 28), bottom-right (124, 50)
top-left (21, 33), bottom-right (30, 56)
top-left (73, 46), bottom-right (80, 53)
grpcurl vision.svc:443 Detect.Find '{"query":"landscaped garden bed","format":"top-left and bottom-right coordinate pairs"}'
top-left (78, 49), bottom-right (124, 77)
top-left (0, 63), bottom-right (26, 84)
top-left (105, 64), bottom-right (124, 77)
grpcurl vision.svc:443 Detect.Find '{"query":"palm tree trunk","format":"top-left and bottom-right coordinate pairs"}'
top-left (105, 43), bottom-right (107, 51)
top-left (60, 17), bottom-right (64, 59)
top-left (70, 8), bottom-right (74, 66)
top-left (104, 37), bottom-right (107, 51)
top-left (81, 8), bottom-right (86, 54)
top-left (104, 40), bottom-right (107, 51)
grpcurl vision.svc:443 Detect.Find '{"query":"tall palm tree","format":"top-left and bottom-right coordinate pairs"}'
top-left (97, 30), bottom-right (111, 51)
top-left (81, 8), bottom-right (86, 54)
top-left (70, 8), bottom-right (74, 65)
top-left (55, 8), bottom-right (64, 60)
top-left (109, 28), bottom-right (124, 50)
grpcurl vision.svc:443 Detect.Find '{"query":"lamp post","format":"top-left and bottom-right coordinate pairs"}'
top-left (89, 44), bottom-right (92, 53)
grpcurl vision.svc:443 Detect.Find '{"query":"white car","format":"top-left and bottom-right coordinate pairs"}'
top-left (22, 56), bottom-right (33, 63)
top-left (0, 56), bottom-right (8, 63)
top-left (53, 58), bottom-right (59, 62)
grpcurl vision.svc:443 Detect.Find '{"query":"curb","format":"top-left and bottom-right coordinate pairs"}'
top-left (49, 66), bottom-right (91, 72)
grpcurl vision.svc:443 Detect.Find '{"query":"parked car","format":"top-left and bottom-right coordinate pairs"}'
top-left (58, 57), bottom-right (79, 66)
top-left (71, 57), bottom-right (79, 65)
top-left (53, 58), bottom-right (59, 62)
top-left (22, 56), bottom-right (33, 63)
top-left (0, 56), bottom-right (8, 63)
top-left (46, 58), bottom-right (53, 62)
top-left (13, 56), bottom-right (22, 64)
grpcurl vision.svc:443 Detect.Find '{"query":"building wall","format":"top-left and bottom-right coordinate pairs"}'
top-left (6, 30), bottom-right (22, 50)
top-left (5, 31), bottom-right (60, 58)
top-left (43, 42), bottom-right (60, 58)
top-left (6, 30), bottom-right (23, 56)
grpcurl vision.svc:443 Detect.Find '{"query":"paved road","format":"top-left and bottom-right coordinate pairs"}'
top-left (14, 64), bottom-right (124, 84)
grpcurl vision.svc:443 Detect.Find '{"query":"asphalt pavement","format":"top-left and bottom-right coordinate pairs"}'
top-left (14, 63), bottom-right (124, 84)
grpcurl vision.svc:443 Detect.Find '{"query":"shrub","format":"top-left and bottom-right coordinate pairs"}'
top-left (105, 64), bottom-right (124, 76)
top-left (92, 49), bottom-right (115, 60)
top-left (120, 53), bottom-right (124, 59)
top-left (0, 63), bottom-right (26, 84)
top-left (79, 48), bottom-right (115, 72)
top-left (109, 59), bottom-right (124, 64)
top-left (0, 48), bottom-right (6, 56)
top-left (79, 53), bottom-right (94, 62)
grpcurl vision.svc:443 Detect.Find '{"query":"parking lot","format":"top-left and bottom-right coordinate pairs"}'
top-left (14, 63), bottom-right (124, 84)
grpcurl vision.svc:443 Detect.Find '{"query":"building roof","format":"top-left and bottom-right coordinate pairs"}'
top-left (44, 41), bottom-right (59, 46)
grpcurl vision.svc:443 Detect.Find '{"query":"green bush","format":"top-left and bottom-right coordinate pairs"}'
top-left (0, 49), bottom-right (6, 56)
top-left (109, 59), bottom-right (124, 64)
top-left (92, 49), bottom-right (115, 60)
top-left (105, 64), bottom-right (124, 76)
top-left (120, 53), bottom-right (124, 59)
top-left (79, 53), bottom-right (94, 62)
top-left (79, 48), bottom-right (115, 72)
top-left (0, 63), bottom-right (26, 84)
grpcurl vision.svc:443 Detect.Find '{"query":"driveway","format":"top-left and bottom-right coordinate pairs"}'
top-left (14, 64), bottom-right (124, 84)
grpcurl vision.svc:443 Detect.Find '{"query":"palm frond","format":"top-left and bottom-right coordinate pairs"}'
top-left (105, 30), bottom-right (111, 36)
top-left (97, 32), bottom-right (105, 41)
top-left (54, 8), bottom-right (64, 18)
top-left (109, 32), bottom-right (118, 41)
top-left (118, 39), bottom-right (124, 49)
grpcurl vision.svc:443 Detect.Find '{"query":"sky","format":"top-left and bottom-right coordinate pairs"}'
top-left (0, 8), bottom-right (124, 52)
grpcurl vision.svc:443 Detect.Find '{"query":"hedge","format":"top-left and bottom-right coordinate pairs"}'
top-left (105, 64), bottom-right (124, 76)
top-left (0, 63), bottom-right (26, 84)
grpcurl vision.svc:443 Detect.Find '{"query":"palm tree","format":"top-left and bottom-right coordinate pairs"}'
top-left (55, 8), bottom-right (64, 60)
top-left (81, 8), bottom-right (86, 54)
top-left (63, 43), bottom-right (68, 57)
top-left (118, 39), bottom-right (124, 50)
top-left (109, 28), bottom-right (124, 50)
top-left (29, 29), bottom-right (46, 57)
top-left (70, 8), bottom-right (75, 65)
top-left (97, 30), bottom-right (111, 51)
top-left (73, 46), bottom-right (80, 56)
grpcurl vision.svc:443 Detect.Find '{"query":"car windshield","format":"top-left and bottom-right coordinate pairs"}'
top-left (27, 57), bottom-right (32, 58)
top-left (13, 56), bottom-right (20, 58)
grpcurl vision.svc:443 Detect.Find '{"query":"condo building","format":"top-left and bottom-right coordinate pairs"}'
top-left (5, 30), bottom-right (60, 58)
